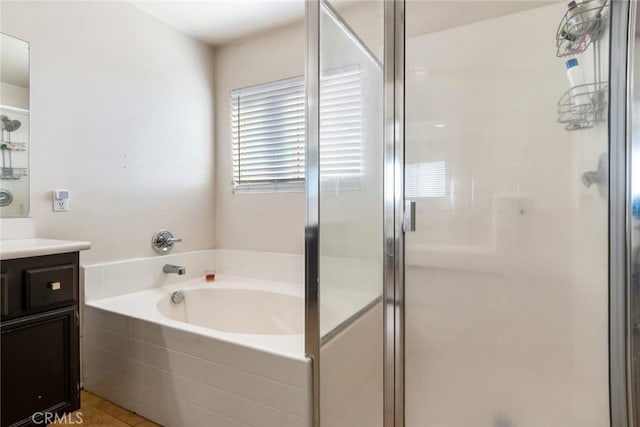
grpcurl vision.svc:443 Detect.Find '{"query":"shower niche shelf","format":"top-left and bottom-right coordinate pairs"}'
top-left (557, 82), bottom-right (608, 130)
top-left (555, 0), bottom-right (608, 57)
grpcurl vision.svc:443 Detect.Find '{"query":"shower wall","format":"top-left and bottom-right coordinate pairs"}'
top-left (404, 3), bottom-right (609, 426)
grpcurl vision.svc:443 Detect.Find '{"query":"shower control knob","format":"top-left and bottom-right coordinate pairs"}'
top-left (152, 230), bottom-right (182, 254)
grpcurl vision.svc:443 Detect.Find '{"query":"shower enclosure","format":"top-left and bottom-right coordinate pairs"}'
top-left (306, 0), bottom-right (637, 426)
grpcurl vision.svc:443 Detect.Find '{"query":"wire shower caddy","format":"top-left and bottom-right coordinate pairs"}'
top-left (556, 0), bottom-right (609, 130)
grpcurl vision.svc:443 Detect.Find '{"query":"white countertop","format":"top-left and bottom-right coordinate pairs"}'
top-left (0, 238), bottom-right (91, 260)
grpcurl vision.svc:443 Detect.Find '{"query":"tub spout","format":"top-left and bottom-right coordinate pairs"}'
top-left (163, 264), bottom-right (186, 275)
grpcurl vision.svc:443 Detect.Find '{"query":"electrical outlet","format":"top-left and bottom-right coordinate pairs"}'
top-left (52, 189), bottom-right (69, 212)
top-left (53, 199), bottom-right (68, 212)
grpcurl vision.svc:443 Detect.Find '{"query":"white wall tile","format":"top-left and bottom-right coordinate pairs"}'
top-left (282, 385), bottom-right (308, 418)
top-left (282, 413), bottom-right (309, 427)
top-left (102, 263), bottom-right (124, 299)
top-left (260, 378), bottom-right (284, 409)
top-left (257, 404), bottom-right (284, 427)
top-left (197, 385), bottom-right (245, 422)
top-left (82, 266), bottom-right (104, 302)
top-left (282, 359), bottom-right (309, 389)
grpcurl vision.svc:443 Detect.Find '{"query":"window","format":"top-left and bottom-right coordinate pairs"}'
top-left (231, 67), bottom-right (363, 193)
top-left (231, 77), bottom-right (305, 193)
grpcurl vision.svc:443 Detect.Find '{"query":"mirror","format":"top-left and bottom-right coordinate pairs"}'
top-left (0, 33), bottom-right (29, 217)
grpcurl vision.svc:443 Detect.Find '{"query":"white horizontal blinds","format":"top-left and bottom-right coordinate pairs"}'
top-left (319, 66), bottom-right (363, 178)
top-left (405, 161), bottom-right (446, 198)
top-left (231, 77), bottom-right (305, 189)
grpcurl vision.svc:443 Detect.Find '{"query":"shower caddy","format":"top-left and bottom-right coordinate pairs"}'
top-left (556, 0), bottom-right (609, 130)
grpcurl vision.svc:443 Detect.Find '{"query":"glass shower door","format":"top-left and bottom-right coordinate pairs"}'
top-left (307, 1), bottom-right (385, 426)
top-left (404, 1), bottom-right (611, 426)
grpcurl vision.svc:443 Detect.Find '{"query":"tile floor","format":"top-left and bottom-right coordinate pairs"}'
top-left (50, 390), bottom-right (161, 426)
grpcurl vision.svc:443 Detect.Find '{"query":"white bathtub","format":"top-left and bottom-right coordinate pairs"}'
top-left (88, 276), bottom-right (305, 356)
top-left (158, 286), bottom-right (303, 336)
top-left (82, 271), bottom-right (310, 427)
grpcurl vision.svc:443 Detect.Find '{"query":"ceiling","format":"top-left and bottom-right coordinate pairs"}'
top-left (131, 0), bottom-right (305, 46)
top-left (406, 1), bottom-right (554, 38)
top-left (131, 0), bottom-right (555, 47)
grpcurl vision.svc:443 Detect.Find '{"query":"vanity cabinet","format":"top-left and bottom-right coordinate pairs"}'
top-left (0, 252), bottom-right (80, 427)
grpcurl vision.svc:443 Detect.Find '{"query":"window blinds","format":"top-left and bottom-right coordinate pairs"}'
top-left (231, 77), bottom-right (305, 192)
top-left (231, 67), bottom-right (363, 192)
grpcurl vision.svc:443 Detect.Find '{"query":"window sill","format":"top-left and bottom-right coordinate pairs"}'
top-left (233, 181), bottom-right (305, 194)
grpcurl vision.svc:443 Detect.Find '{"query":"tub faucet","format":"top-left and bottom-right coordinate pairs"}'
top-left (163, 264), bottom-right (186, 275)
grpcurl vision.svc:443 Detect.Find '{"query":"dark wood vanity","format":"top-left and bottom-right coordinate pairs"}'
top-left (1, 251), bottom-right (81, 427)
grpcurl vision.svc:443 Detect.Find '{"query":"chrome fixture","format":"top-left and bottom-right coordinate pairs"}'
top-left (163, 264), bottom-right (186, 275)
top-left (403, 200), bottom-right (416, 232)
top-left (0, 189), bottom-right (12, 207)
top-left (170, 290), bottom-right (185, 304)
top-left (619, 2), bottom-right (638, 424)
top-left (152, 229), bottom-right (182, 254)
top-left (582, 153), bottom-right (608, 199)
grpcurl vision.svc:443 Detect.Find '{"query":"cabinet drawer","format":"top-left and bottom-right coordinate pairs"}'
top-left (0, 253), bottom-right (79, 320)
top-left (25, 264), bottom-right (75, 310)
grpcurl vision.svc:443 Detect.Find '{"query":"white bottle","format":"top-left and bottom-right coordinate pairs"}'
top-left (566, 58), bottom-right (591, 108)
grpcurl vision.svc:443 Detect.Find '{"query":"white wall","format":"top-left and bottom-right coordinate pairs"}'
top-left (1, 1), bottom-right (216, 264)
top-left (214, 22), bottom-right (305, 254)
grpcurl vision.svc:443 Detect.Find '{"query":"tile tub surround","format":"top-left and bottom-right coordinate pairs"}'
top-left (82, 249), bottom-right (310, 427)
top-left (82, 249), bottom-right (304, 302)
top-left (83, 306), bottom-right (310, 427)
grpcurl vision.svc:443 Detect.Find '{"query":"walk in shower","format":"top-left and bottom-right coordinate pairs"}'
top-left (306, 0), bottom-right (637, 426)
top-left (404, 1), bottom-right (610, 425)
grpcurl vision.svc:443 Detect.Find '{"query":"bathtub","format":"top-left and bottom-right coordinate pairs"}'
top-left (159, 285), bottom-right (303, 336)
top-left (82, 271), bottom-right (310, 427)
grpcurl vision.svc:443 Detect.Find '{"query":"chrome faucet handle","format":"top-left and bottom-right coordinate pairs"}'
top-left (152, 230), bottom-right (182, 254)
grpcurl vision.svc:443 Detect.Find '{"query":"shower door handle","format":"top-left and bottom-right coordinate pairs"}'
top-left (403, 200), bottom-right (416, 233)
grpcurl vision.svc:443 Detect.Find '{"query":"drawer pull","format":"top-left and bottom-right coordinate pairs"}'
top-left (48, 282), bottom-right (61, 291)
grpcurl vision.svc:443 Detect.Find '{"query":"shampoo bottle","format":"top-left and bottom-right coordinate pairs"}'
top-left (566, 58), bottom-right (591, 107)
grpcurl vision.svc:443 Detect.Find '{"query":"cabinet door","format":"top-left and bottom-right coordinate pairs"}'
top-left (1, 306), bottom-right (80, 427)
